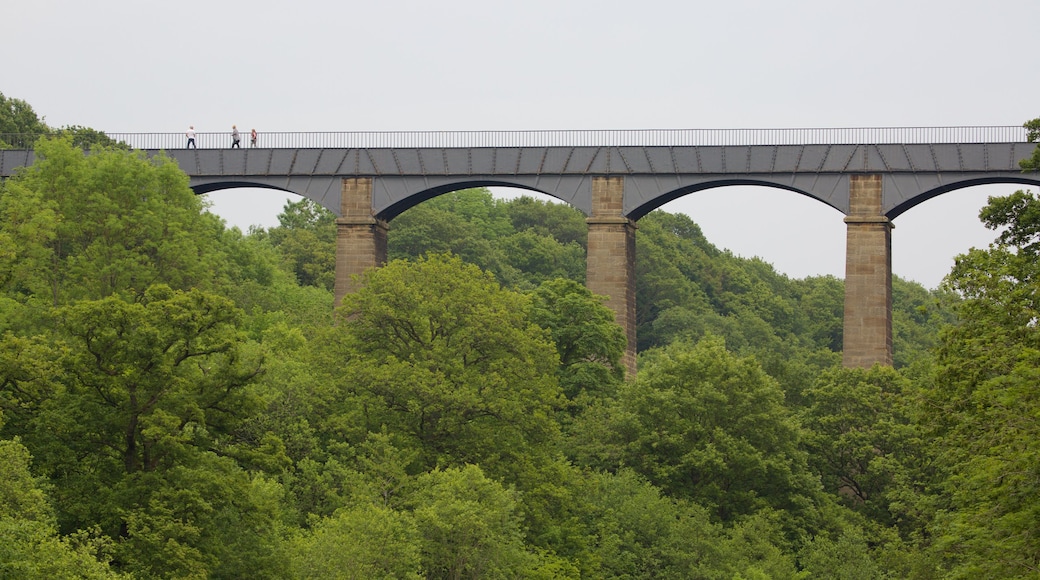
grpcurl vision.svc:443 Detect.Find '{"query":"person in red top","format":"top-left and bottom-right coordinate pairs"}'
top-left (250, 128), bottom-right (258, 147)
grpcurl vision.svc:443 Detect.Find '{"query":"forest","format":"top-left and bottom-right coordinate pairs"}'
top-left (3, 91), bottom-right (1040, 578)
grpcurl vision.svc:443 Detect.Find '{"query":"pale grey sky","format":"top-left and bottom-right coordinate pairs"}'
top-left (8, 0), bottom-right (1038, 288)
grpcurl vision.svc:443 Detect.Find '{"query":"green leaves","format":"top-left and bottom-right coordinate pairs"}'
top-left (332, 254), bottom-right (563, 477)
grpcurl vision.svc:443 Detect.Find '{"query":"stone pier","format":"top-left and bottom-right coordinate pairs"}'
top-left (586, 176), bottom-right (638, 377)
top-left (334, 177), bottom-right (388, 306)
top-left (842, 174), bottom-right (893, 367)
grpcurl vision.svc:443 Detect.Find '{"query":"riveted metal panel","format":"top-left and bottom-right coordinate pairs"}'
top-left (697, 147), bottom-right (724, 173)
top-left (986, 143), bottom-right (1018, 171)
top-left (617, 147), bottom-right (653, 173)
top-left (268, 150), bottom-right (296, 174)
top-left (721, 146), bottom-right (751, 172)
top-left (387, 149), bottom-right (418, 173)
top-left (644, 148), bottom-right (677, 173)
top-left (797, 145), bottom-right (830, 172)
top-left (198, 151), bottom-right (223, 175)
top-left (470, 149), bottom-right (496, 174)
top-left (361, 150), bottom-right (399, 174)
top-left (0, 150), bottom-right (32, 175)
top-left (516, 148), bottom-right (547, 173)
top-left (313, 150), bottom-right (346, 174)
top-left (245, 150), bottom-right (270, 174)
top-left (222, 150), bottom-right (248, 174)
top-left (494, 149), bottom-right (521, 174)
top-left (748, 145), bottom-right (776, 173)
top-left (414, 149), bottom-right (442, 174)
top-left (820, 145), bottom-right (859, 172)
top-left (584, 148), bottom-right (613, 173)
top-left (564, 147), bottom-right (603, 173)
top-left (903, 145), bottom-right (936, 172)
top-left (443, 149), bottom-right (470, 174)
top-left (541, 147), bottom-right (577, 173)
top-left (670, 147), bottom-right (699, 173)
top-left (863, 146), bottom-right (890, 171)
top-left (871, 145), bottom-right (912, 171)
top-left (773, 146), bottom-right (802, 173)
top-left (930, 144), bottom-right (962, 171)
top-left (291, 150), bottom-right (322, 174)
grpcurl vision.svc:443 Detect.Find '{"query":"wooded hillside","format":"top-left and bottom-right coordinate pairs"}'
top-left (3, 94), bottom-right (1039, 578)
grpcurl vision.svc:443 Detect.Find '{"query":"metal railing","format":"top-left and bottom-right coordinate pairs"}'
top-left (1, 126), bottom-right (1031, 150)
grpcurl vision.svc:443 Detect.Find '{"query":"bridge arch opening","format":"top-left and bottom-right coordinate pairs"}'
top-left (890, 182), bottom-right (1030, 288)
top-left (378, 180), bottom-right (578, 222)
top-left (200, 185), bottom-right (303, 231)
top-left (657, 184), bottom-right (847, 282)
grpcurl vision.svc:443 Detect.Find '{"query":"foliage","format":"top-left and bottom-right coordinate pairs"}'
top-left (1020, 117), bottom-right (1040, 171)
top-left (920, 185), bottom-right (1040, 577)
top-left (527, 278), bottom-right (626, 407)
top-left (0, 438), bottom-right (122, 578)
top-left (291, 502), bottom-right (423, 579)
top-left (328, 253), bottom-right (564, 481)
top-left (0, 92), bottom-right (48, 148)
top-left (11, 93), bottom-right (1025, 579)
top-left (0, 136), bottom-right (230, 305)
top-left (800, 366), bottom-right (928, 533)
top-left (588, 336), bottom-right (822, 536)
top-left (259, 198), bottom-right (337, 290)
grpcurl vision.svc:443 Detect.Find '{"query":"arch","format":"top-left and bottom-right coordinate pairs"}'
top-left (376, 179), bottom-right (580, 222)
top-left (627, 178), bottom-right (842, 221)
top-left (190, 180), bottom-right (297, 196)
top-left (886, 175), bottom-right (1040, 219)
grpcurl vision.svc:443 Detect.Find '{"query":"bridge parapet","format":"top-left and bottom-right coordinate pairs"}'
top-left (0, 126), bottom-right (1031, 150)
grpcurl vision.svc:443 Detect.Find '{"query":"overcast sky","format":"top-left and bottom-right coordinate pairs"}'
top-left (8, 0), bottom-right (1039, 289)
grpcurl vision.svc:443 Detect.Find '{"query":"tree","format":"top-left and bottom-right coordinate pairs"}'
top-left (1020, 117), bottom-right (1040, 171)
top-left (329, 253), bottom-right (564, 480)
top-left (527, 278), bottom-right (626, 407)
top-left (291, 502), bottom-right (423, 579)
top-left (0, 438), bottom-right (121, 578)
top-left (800, 366), bottom-right (926, 532)
top-left (406, 465), bottom-right (538, 579)
top-left (921, 186), bottom-right (1040, 576)
top-left (260, 198), bottom-right (337, 290)
top-left (0, 92), bottom-right (48, 148)
top-left (607, 337), bottom-right (821, 533)
top-left (0, 136), bottom-right (230, 305)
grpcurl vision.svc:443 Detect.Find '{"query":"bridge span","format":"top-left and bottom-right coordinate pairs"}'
top-left (2, 127), bottom-right (1038, 375)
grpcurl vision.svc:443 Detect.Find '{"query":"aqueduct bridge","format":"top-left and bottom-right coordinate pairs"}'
top-left (2, 127), bottom-right (1038, 375)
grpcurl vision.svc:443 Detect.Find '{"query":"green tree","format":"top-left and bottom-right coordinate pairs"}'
top-left (0, 438), bottom-right (122, 579)
top-left (527, 278), bottom-right (626, 407)
top-left (800, 366), bottom-right (926, 532)
top-left (329, 253), bottom-right (564, 480)
top-left (291, 502), bottom-right (423, 579)
top-left (0, 92), bottom-right (48, 148)
top-left (1020, 117), bottom-right (1040, 171)
top-left (260, 198), bottom-right (337, 290)
top-left (606, 337), bottom-right (821, 533)
top-left (921, 187), bottom-right (1040, 577)
top-left (0, 136), bottom-right (229, 305)
top-left (406, 465), bottom-right (538, 579)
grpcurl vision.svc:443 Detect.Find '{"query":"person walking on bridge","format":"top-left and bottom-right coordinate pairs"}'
top-left (250, 128), bottom-right (258, 147)
top-left (186, 125), bottom-right (196, 148)
top-left (231, 125), bottom-right (241, 148)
